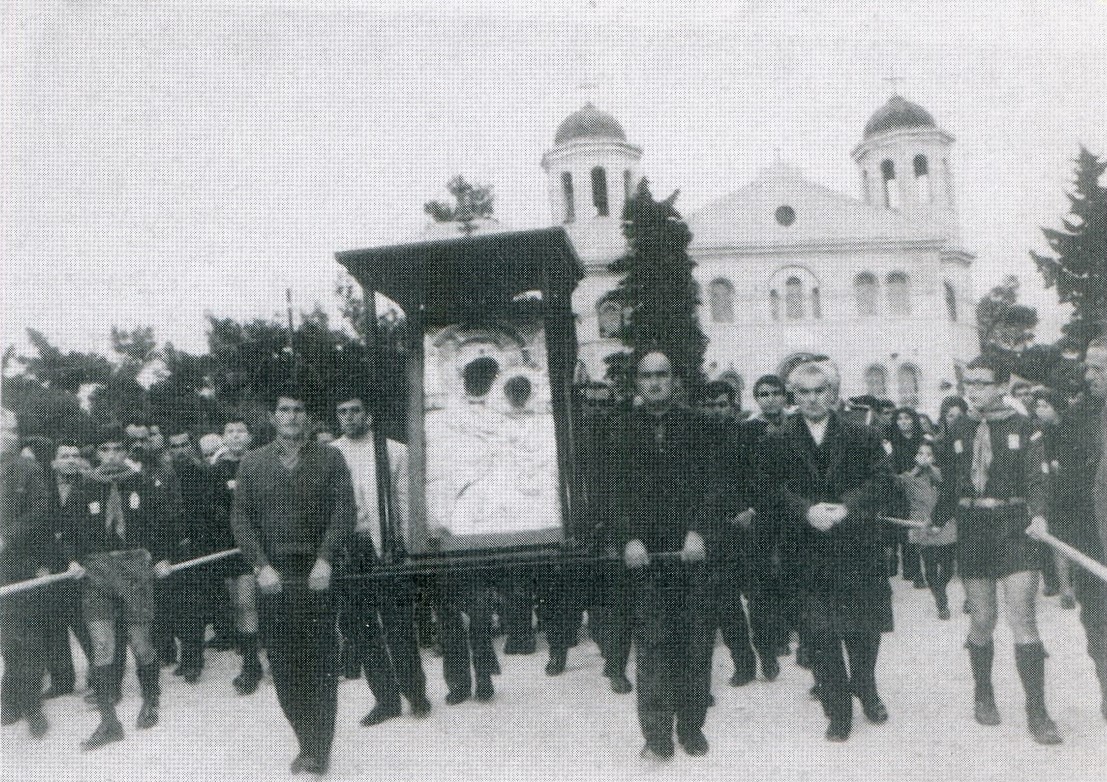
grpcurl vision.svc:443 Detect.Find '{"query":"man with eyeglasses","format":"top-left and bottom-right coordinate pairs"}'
top-left (761, 359), bottom-right (891, 742)
top-left (615, 351), bottom-right (714, 760)
top-left (933, 355), bottom-right (1061, 744)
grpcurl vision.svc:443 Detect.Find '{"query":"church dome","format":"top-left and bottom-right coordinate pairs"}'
top-left (554, 103), bottom-right (627, 145)
top-left (863, 95), bottom-right (936, 139)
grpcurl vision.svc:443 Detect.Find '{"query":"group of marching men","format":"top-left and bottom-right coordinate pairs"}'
top-left (2, 343), bottom-right (1107, 774)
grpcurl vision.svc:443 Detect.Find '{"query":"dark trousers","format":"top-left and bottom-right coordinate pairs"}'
top-left (594, 560), bottom-right (632, 677)
top-left (0, 592), bottom-right (46, 720)
top-left (809, 629), bottom-right (881, 727)
top-left (259, 575), bottom-right (338, 764)
top-left (632, 562), bottom-right (712, 746)
top-left (1073, 566), bottom-right (1107, 697)
top-left (167, 568), bottom-right (210, 672)
top-left (346, 574), bottom-right (427, 708)
top-left (921, 544), bottom-right (956, 611)
top-left (499, 567), bottom-right (536, 649)
top-left (42, 580), bottom-right (92, 691)
top-left (438, 574), bottom-right (498, 696)
top-left (152, 580), bottom-right (177, 664)
top-left (537, 562), bottom-right (586, 653)
top-left (709, 557), bottom-right (774, 675)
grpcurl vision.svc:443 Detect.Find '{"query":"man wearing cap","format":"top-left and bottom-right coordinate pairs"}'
top-left (232, 385), bottom-right (355, 775)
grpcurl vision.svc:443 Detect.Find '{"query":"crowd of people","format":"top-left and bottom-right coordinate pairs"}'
top-left (2, 344), bottom-right (1107, 774)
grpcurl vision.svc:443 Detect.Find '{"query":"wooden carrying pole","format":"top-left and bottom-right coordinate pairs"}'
top-left (1032, 531), bottom-right (1107, 584)
top-left (1, 548), bottom-right (242, 598)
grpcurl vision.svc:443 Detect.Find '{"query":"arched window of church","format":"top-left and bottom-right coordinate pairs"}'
top-left (944, 280), bottom-right (958, 321)
top-left (855, 272), bottom-right (878, 315)
top-left (865, 365), bottom-right (889, 399)
top-left (898, 363), bottom-right (921, 407)
top-left (709, 278), bottom-right (736, 323)
top-left (624, 170), bottom-right (633, 201)
top-left (785, 276), bottom-right (804, 319)
top-left (561, 172), bottom-right (575, 223)
top-left (770, 289), bottom-right (781, 321)
top-left (881, 160), bottom-right (900, 209)
top-left (914, 154), bottom-right (932, 204)
top-left (596, 295), bottom-right (622, 338)
top-left (591, 167), bottom-right (609, 217)
top-left (887, 271), bottom-right (910, 315)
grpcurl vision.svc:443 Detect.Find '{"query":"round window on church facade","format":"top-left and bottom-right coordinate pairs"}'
top-left (775, 205), bottom-right (796, 226)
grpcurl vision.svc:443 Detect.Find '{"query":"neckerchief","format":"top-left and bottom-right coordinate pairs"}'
top-left (966, 406), bottom-right (1017, 496)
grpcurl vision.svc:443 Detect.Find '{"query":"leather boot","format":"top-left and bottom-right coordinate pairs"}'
top-left (234, 633), bottom-right (263, 695)
top-left (136, 663), bottom-right (160, 729)
top-left (966, 641), bottom-right (1000, 726)
top-left (81, 666), bottom-right (124, 751)
top-left (1014, 643), bottom-right (1062, 745)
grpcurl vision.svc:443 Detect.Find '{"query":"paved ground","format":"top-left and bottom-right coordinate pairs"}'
top-left (3, 576), bottom-right (1105, 781)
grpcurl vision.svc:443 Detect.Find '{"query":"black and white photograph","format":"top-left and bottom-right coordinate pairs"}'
top-left (2, 1), bottom-right (1106, 779)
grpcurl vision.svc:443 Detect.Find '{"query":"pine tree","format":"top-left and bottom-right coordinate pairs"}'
top-left (605, 179), bottom-right (707, 398)
top-left (1032, 146), bottom-right (1107, 352)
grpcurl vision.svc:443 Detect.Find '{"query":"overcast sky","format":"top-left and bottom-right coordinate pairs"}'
top-left (3, 0), bottom-right (1105, 358)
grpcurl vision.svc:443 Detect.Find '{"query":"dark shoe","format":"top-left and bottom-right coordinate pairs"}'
top-left (678, 729), bottom-right (709, 756)
top-left (445, 689), bottom-right (470, 705)
top-left (81, 716), bottom-right (124, 751)
top-left (27, 711), bottom-right (48, 739)
top-left (545, 649), bottom-right (567, 676)
top-left (136, 701), bottom-right (159, 730)
top-left (475, 676), bottom-right (494, 702)
top-left (859, 694), bottom-right (888, 724)
top-left (610, 674), bottom-right (632, 694)
top-left (1060, 594), bottom-right (1076, 610)
top-left (182, 668), bottom-right (202, 684)
top-left (729, 669), bottom-right (755, 687)
top-left (233, 669), bottom-right (261, 696)
top-left (410, 695), bottom-right (432, 717)
top-left (360, 701), bottom-right (401, 727)
top-left (1028, 713), bottom-right (1063, 745)
top-left (974, 694), bottom-right (1001, 726)
top-left (762, 656), bottom-right (781, 682)
top-left (825, 720), bottom-right (851, 742)
top-left (938, 607), bottom-right (951, 621)
top-left (640, 739), bottom-right (674, 760)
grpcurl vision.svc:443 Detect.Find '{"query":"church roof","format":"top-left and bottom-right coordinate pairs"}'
top-left (554, 103), bottom-right (627, 145)
top-left (687, 165), bottom-right (943, 252)
top-left (863, 95), bottom-right (937, 139)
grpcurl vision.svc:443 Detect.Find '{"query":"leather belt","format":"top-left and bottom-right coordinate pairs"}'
top-left (958, 497), bottom-right (1025, 509)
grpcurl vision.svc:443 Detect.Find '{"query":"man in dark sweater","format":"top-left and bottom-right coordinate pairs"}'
top-left (614, 351), bottom-right (714, 761)
top-left (231, 385), bottom-right (355, 776)
top-left (0, 407), bottom-right (54, 738)
top-left (61, 423), bottom-right (174, 750)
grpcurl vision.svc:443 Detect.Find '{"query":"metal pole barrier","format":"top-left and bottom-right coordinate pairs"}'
top-left (0, 570), bottom-right (78, 599)
top-left (168, 548), bottom-right (241, 574)
top-left (879, 515), bottom-right (930, 531)
top-left (1030, 530), bottom-right (1107, 584)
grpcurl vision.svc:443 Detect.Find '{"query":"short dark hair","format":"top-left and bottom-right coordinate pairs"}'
top-left (265, 382), bottom-right (306, 412)
top-left (94, 423), bottom-right (127, 447)
top-left (504, 375), bottom-right (533, 408)
top-left (334, 384), bottom-right (368, 408)
top-left (222, 413), bottom-right (249, 429)
top-left (701, 381), bottom-right (735, 403)
top-left (752, 375), bottom-right (785, 396)
top-left (966, 355), bottom-right (1012, 384)
top-left (939, 395), bottom-right (968, 420)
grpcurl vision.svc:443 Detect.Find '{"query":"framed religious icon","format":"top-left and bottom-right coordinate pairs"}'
top-left (336, 227), bottom-right (584, 560)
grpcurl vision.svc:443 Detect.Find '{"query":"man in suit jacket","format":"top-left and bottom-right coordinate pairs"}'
top-left (762, 358), bottom-right (892, 742)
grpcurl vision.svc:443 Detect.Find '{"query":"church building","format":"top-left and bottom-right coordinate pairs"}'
top-left (543, 97), bottom-right (979, 414)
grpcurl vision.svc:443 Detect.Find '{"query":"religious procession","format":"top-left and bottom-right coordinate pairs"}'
top-left (3, 3), bottom-right (1106, 781)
